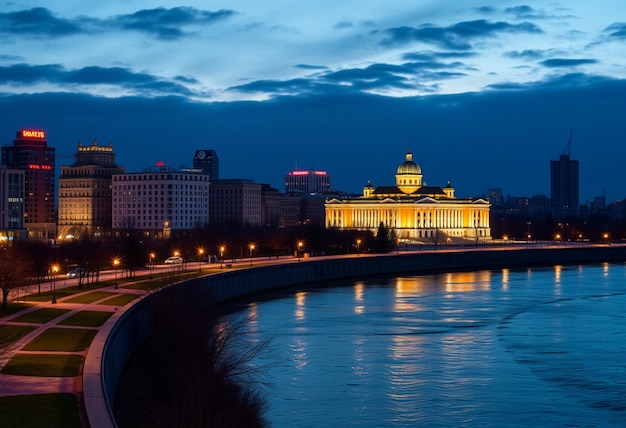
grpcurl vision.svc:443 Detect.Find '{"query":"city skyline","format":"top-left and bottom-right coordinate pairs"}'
top-left (0, 2), bottom-right (625, 201)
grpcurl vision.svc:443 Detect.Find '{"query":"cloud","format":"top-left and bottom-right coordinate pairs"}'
top-left (0, 7), bottom-right (82, 38)
top-left (0, 63), bottom-right (196, 97)
top-left (604, 22), bottom-right (626, 39)
top-left (0, 7), bottom-right (235, 41)
top-left (230, 59), bottom-right (469, 98)
top-left (381, 19), bottom-right (542, 50)
top-left (294, 64), bottom-right (328, 70)
top-left (110, 7), bottom-right (235, 40)
top-left (540, 59), bottom-right (598, 68)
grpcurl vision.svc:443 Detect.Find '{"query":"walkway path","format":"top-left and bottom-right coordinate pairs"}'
top-left (0, 273), bottom-right (151, 426)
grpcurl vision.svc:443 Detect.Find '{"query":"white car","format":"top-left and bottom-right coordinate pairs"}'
top-left (164, 256), bottom-right (183, 264)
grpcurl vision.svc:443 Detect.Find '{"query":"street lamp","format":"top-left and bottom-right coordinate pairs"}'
top-left (555, 233), bottom-right (561, 245)
top-left (198, 248), bottom-right (204, 272)
top-left (356, 239), bottom-right (361, 256)
top-left (51, 264), bottom-right (59, 304)
top-left (220, 245), bottom-right (225, 269)
top-left (297, 241), bottom-right (303, 261)
top-left (249, 243), bottom-right (255, 266)
top-left (149, 252), bottom-right (155, 278)
top-left (113, 258), bottom-right (120, 289)
top-left (603, 233), bottom-right (609, 245)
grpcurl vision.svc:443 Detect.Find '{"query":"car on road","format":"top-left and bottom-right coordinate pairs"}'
top-left (67, 267), bottom-right (87, 278)
top-left (164, 256), bottom-right (183, 264)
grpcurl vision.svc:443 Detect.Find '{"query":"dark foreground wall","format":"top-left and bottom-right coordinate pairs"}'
top-left (85, 245), bottom-right (626, 427)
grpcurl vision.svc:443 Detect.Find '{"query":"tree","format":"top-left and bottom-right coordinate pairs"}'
top-left (0, 244), bottom-right (34, 310)
top-left (374, 222), bottom-right (397, 253)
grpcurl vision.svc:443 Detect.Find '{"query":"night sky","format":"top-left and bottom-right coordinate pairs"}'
top-left (1, 2), bottom-right (625, 202)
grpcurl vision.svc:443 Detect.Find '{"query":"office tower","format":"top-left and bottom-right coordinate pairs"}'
top-left (285, 169), bottom-right (331, 194)
top-left (1, 130), bottom-right (55, 240)
top-left (112, 167), bottom-right (210, 238)
top-left (193, 150), bottom-right (219, 180)
top-left (209, 179), bottom-right (262, 225)
top-left (550, 154), bottom-right (579, 211)
top-left (58, 140), bottom-right (125, 239)
top-left (0, 165), bottom-right (25, 240)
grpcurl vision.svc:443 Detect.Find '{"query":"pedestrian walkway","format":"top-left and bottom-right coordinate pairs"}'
top-left (0, 277), bottom-right (147, 411)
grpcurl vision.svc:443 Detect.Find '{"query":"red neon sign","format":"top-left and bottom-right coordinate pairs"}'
top-left (156, 161), bottom-right (166, 167)
top-left (28, 164), bottom-right (52, 170)
top-left (21, 129), bottom-right (46, 139)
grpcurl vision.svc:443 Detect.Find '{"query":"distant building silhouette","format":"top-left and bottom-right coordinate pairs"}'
top-left (285, 169), bottom-right (331, 194)
top-left (58, 139), bottom-right (125, 239)
top-left (193, 150), bottom-right (219, 180)
top-left (550, 153), bottom-right (579, 215)
top-left (1, 130), bottom-right (55, 241)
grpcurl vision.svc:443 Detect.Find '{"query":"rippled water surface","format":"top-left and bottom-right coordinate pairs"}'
top-left (225, 263), bottom-right (626, 427)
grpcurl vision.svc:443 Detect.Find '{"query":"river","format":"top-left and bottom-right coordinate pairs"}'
top-left (223, 262), bottom-right (626, 427)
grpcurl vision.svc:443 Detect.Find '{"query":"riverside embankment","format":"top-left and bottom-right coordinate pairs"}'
top-left (86, 244), bottom-right (626, 427)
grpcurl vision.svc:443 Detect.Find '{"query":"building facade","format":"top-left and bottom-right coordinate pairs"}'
top-left (112, 168), bottom-right (210, 238)
top-left (285, 169), bottom-right (331, 194)
top-left (58, 140), bottom-right (125, 239)
top-left (1, 129), bottom-right (55, 240)
top-left (550, 153), bottom-right (579, 216)
top-left (193, 149), bottom-right (219, 180)
top-left (0, 165), bottom-right (26, 241)
top-left (325, 151), bottom-right (491, 242)
top-left (209, 179), bottom-right (262, 225)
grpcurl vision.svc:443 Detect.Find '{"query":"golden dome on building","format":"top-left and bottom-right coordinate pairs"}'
top-left (396, 151), bottom-right (422, 175)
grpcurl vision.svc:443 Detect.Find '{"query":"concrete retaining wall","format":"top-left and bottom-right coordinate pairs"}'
top-left (89, 245), bottom-right (626, 427)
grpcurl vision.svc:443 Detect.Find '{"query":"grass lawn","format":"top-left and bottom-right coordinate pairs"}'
top-left (1, 353), bottom-right (84, 376)
top-left (63, 291), bottom-right (117, 304)
top-left (0, 302), bottom-right (32, 318)
top-left (100, 294), bottom-right (139, 306)
top-left (58, 310), bottom-right (113, 327)
top-left (0, 324), bottom-right (37, 347)
top-left (22, 327), bottom-right (97, 352)
top-left (0, 393), bottom-right (81, 428)
top-left (10, 308), bottom-right (70, 324)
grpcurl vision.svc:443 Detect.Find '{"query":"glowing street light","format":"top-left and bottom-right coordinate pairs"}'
top-left (356, 239), bottom-right (361, 256)
top-left (219, 245), bottom-right (225, 269)
top-left (149, 252), bottom-right (155, 278)
top-left (297, 241), bottom-right (303, 261)
top-left (198, 248), bottom-right (204, 272)
top-left (113, 258), bottom-right (120, 289)
top-left (51, 264), bottom-right (59, 304)
top-left (249, 243), bottom-right (255, 266)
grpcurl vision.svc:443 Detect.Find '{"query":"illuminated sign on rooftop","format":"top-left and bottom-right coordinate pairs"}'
top-left (21, 129), bottom-right (46, 139)
top-left (289, 170), bottom-right (327, 176)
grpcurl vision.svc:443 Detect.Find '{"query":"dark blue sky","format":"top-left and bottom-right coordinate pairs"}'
top-left (1, 2), bottom-right (625, 202)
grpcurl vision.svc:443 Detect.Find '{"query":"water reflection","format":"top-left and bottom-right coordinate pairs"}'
top-left (226, 263), bottom-right (626, 427)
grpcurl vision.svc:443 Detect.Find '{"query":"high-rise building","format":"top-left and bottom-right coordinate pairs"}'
top-left (1, 129), bottom-right (55, 240)
top-left (550, 154), bottom-right (579, 213)
top-left (209, 179), bottom-right (262, 225)
top-left (58, 140), bottom-right (125, 239)
top-left (0, 165), bottom-right (26, 241)
top-left (112, 165), bottom-right (210, 238)
top-left (193, 150), bottom-right (219, 180)
top-left (285, 169), bottom-right (331, 194)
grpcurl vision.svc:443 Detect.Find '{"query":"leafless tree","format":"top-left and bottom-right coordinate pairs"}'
top-left (0, 243), bottom-right (34, 310)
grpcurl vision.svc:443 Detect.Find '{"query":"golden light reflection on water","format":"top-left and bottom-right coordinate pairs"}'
top-left (295, 291), bottom-right (306, 321)
top-left (554, 265), bottom-right (562, 294)
top-left (502, 268), bottom-right (509, 290)
top-left (603, 262), bottom-right (609, 277)
top-left (443, 271), bottom-right (492, 293)
top-left (354, 282), bottom-right (365, 314)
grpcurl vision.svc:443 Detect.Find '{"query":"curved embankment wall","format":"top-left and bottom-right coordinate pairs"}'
top-left (85, 245), bottom-right (626, 427)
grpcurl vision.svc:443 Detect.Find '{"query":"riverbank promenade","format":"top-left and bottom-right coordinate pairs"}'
top-left (1, 243), bottom-right (624, 427)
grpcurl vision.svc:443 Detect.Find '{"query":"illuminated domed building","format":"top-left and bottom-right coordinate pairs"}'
top-left (325, 151), bottom-right (491, 242)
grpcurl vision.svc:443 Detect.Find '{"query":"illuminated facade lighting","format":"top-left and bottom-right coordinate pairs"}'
top-left (325, 151), bottom-right (491, 242)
